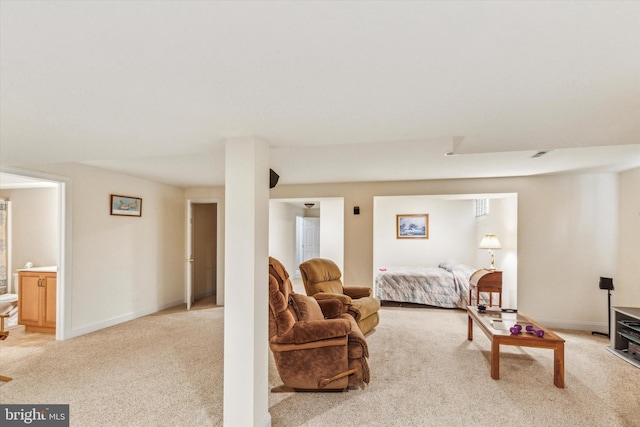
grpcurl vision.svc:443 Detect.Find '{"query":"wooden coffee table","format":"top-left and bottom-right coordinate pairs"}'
top-left (467, 306), bottom-right (565, 388)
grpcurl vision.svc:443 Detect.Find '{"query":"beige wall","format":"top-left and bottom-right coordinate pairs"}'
top-left (617, 167), bottom-right (640, 306)
top-left (268, 200), bottom-right (300, 275)
top-left (271, 172), bottom-right (624, 329)
top-left (34, 163), bottom-right (186, 337)
top-left (0, 187), bottom-right (59, 276)
top-left (374, 197), bottom-right (477, 267)
top-left (11, 164), bottom-right (632, 336)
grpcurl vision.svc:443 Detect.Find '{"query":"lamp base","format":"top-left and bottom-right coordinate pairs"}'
top-left (486, 251), bottom-right (497, 271)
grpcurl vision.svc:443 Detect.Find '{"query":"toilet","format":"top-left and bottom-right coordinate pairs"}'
top-left (0, 273), bottom-right (19, 328)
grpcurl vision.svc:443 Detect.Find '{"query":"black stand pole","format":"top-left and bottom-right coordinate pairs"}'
top-left (592, 289), bottom-right (611, 338)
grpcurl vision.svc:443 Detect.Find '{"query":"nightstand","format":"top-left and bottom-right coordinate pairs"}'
top-left (469, 269), bottom-right (502, 307)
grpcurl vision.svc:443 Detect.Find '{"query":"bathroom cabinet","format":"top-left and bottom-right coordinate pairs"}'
top-left (18, 270), bottom-right (56, 333)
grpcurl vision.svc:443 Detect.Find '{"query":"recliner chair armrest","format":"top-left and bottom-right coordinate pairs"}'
top-left (343, 286), bottom-right (372, 298)
top-left (292, 318), bottom-right (351, 344)
top-left (317, 299), bottom-right (343, 319)
top-left (312, 292), bottom-right (352, 305)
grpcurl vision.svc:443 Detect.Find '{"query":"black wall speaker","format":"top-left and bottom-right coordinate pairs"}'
top-left (599, 277), bottom-right (614, 290)
top-left (269, 169), bottom-right (280, 189)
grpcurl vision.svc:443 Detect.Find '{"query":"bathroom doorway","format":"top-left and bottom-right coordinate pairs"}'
top-left (185, 198), bottom-right (221, 309)
top-left (0, 171), bottom-right (66, 339)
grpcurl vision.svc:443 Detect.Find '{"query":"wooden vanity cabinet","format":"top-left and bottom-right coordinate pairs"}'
top-left (18, 271), bottom-right (57, 333)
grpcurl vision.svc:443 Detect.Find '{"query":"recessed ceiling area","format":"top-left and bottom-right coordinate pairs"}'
top-left (1, 2), bottom-right (639, 187)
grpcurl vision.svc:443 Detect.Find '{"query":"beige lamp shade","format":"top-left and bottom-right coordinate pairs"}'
top-left (479, 234), bottom-right (501, 270)
top-left (479, 234), bottom-right (502, 250)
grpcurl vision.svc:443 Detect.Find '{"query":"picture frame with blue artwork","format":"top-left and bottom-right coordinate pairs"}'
top-left (110, 194), bottom-right (142, 217)
top-left (396, 214), bottom-right (428, 239)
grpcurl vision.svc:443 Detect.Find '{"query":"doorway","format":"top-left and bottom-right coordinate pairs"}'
top-left (269, 197), bottom-right (344, 278)
top-left (0, 170), bottom-right (67, 340)
top-left (186, 200), bottom-right (220, 309)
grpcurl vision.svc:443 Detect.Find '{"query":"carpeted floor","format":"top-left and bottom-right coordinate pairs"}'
top-left (271, 305), bottom-right (636, 426)
top-left (1, 302), bottom-right (637, 426)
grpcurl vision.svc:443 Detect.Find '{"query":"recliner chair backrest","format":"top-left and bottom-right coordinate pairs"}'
top-left (300, 258), bottom-right (344, 295)
top-left (268, 257), bottom-right (297, 339)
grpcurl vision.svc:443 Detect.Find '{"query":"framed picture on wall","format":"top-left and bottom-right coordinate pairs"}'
top-left (110, 194), bottom-right (142, 217)
top-left (396, 214), bottom-right (428, 239)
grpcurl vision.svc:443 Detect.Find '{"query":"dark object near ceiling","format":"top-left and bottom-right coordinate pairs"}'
top-left (270, 169), bottom-right (280, 189)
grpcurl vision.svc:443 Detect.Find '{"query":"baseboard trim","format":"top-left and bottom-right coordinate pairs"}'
top-left (537, 318), bottom-right (607, 333)
top-left (261, 413), bottom-right (272, 427)
top-left (65, 298), bottom-right (184, 339)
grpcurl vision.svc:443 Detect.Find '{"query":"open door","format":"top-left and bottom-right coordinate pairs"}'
top-left (185, 201), bottom-right (194, 310)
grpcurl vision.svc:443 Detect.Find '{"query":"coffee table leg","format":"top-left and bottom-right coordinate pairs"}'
top-left (554, 342), bottom-right (565, 388)
top-left (467, 314), bottom-right (473, 340)
top-left (491, 338), bottom-right (500, 380)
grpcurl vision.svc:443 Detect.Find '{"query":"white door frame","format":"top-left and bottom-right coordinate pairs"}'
top-left (185, 198), bottom-right (222, 308)
top-left (185, 201), bottom-right (194, 310)
top-left (0, 167), bottom-right (70, 340)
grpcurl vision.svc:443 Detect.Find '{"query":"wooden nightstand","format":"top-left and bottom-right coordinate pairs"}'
top-left (469, 269), bottom-right (502, 307)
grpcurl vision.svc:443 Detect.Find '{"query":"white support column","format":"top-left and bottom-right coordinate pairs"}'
top-left (223, 137), bottom-right (270, 427)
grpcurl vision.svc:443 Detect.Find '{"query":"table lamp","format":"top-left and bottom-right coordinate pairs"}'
top-left (479, 234), bottom-right (501, 270)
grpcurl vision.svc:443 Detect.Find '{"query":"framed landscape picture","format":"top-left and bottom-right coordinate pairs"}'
top-left (110, 195), bottom-right (142, 217)
top-left (396, 214), bottom-right (428, 239)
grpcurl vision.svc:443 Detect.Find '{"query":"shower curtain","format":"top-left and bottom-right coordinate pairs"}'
top-left (0, 199), bottom-right (8, 289)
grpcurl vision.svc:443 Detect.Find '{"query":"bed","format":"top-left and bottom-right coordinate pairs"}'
top-left (374, 260), bottom-right (478, 309)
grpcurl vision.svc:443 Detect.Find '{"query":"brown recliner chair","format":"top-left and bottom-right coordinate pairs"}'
top-left (299, 258), bottom-right (380, 335)
top-left (268, 257), bottom-right (370, 391)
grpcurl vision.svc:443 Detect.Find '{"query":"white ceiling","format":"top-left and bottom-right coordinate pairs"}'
top-left (1, 1), bottom-right (639, 188)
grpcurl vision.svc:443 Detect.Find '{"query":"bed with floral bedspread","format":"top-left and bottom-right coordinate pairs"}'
top-left (374, 260), bottom-right (479, 309)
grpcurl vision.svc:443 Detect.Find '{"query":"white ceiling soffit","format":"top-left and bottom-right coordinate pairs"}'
top-left (83, 141), bottom-right (640, 188)
top-left (0, 172), bottom-right (58, 189)
top-left (270, 142), bottom-right (640, 185)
